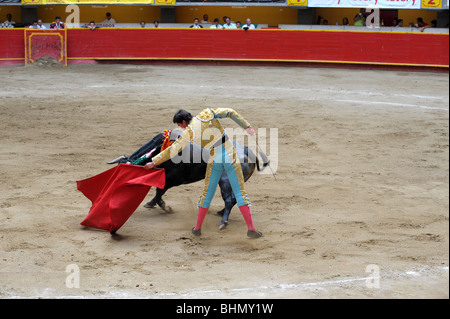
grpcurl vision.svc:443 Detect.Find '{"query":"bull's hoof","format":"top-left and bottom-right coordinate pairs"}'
top-left (247, 230), bottom-right (263, 239)
top-left (218, 221), bottom-right (228, 230)
top-left (192, 227), bottom-right (202, 236)
top-left (143, 202), bottom-right (156, 209)
top-left (158, 201), bottom-right (166, 209)
top-left (163, 206), bottom-right (174, 214)
top-left (215, 209), bottom-right (225, 217)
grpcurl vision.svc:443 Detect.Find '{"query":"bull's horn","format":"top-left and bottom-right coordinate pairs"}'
top-left (106, 155), bottom-right (126, 164)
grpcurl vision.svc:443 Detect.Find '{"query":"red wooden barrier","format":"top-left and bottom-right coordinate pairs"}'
top-left (24, 29), bottom-right (67, 66)
top-left (0, 29), bottom-right (25, 66)
top-left (1, 28), bottom-right (449, 68)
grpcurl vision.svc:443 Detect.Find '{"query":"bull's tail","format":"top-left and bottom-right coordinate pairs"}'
top-left (255, 149), bottom-right (270, 172)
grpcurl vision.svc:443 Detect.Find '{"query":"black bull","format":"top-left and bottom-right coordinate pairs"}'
top-left (108, 130), bottom-right (269, 230)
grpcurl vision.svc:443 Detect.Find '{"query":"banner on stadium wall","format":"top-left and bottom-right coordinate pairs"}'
top-left (21, 0), bottom-right (44, 4)
top-left (154, 0), bottom-right (175, 5)
top-left (307, 0), bottom-right (421, 8)
top-left (287, 0), bottom-right (308, 6)
top-left (421, 0), bottom-right (442, 8)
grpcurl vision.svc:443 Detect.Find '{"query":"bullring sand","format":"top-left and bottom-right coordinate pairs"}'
top-left (0, 64), bottom-right (448, 298)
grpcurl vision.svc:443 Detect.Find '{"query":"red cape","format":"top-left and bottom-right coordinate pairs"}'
top-left (77, 164), bottom-right (165, 233)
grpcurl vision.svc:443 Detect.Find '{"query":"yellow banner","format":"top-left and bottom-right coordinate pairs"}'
top-left (154, 0), bottom-right (175, 4)
top-left (421, 0), bottom-right (442, 8)
top-left (22, 0), bottom-right (45, 4)
top-left (22, 0), bottom-right (155, 4)
top-left (287, 0), bottom-right (308, 5)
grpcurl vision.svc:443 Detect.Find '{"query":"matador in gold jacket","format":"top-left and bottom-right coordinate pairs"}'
top-left (145, 108), bottom-right (262, 238)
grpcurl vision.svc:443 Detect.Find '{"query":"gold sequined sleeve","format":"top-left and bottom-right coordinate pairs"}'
top-left (211, 108), bottom-right (251, 129)
top-left (152, 127), bottom-right (193, 166)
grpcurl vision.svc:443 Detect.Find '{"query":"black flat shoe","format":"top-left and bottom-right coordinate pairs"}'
top-left (192, 227), bottom-right (202, 236)
top-left (247, 230), bottom-right (263, 239)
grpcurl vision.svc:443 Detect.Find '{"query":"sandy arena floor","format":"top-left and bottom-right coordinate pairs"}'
top-left (0, 63), bottom-right (448, 299)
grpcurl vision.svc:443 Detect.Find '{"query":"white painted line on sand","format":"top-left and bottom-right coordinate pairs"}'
top-left (337, 99), bottom-right (448, 111)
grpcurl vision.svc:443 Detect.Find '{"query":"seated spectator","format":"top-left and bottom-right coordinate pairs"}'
top-left (322, 19), bottom-right (328, 25)
top-left (154, 20), bottom-right (160, 28)
top-left (88, 21), bottom-right (96, 31)
top-left (102, 12), bottom-right (116, 26)
top-left (396, 19), bottom-right (404, 27)
top-left (37, 19), bottom-right (46, 29)
top-left (236, 21), bottom-right (242, 29)
top-left (354, 12), bottom-right (365, 26)
top-left (415, 17), bottom-right (428, 28)
top-left (420, 19), bottom-right (437, 32)
top-left (50, 16), bottom-right (65, 29)
top-left (342, 17), bottom-right (349, 26)
top-left (392, 18), bottom-right (398, 27)
top-left (190, 18), bottom-right (203, 29)
top-left (140, 21), bottom-right (146, 28)
top-left (201, 14), bottom-right (210, 24)
top-left (316, 16), bottom-right (323, 25)
top-left (210, 18), bottom-right (222, 29)
top-left (243, 18), bottom-right (255, 30)
top-left (4, 13), bottom-right (15, 25)
top-left (29, 20), bottom-right (39, 29)
top-left (415, 17), bottom-right (430, 32)
top-left (223, 17), bottom-right (236, 29)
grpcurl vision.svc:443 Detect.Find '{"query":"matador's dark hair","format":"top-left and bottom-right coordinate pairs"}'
top-left (173, 109), bottom-right (193, 124)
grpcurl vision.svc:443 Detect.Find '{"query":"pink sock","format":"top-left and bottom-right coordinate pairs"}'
top-left (194, 207), bottom-right (209, 230)
top-left (238, 205), bottom-right (257, 232)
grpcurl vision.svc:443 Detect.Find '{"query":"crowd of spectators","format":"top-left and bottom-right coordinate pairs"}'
top-left (0, 12), bottom-right (257, 30)
top-left (318, 12), bottom-right (441, 31)
top-left (1, 13), bottom-right (66, 29)
top-left (28, 19), bottom-right (46, 29)
top-left (1, 11), bottom-right (446, 31)
top-left (184, 15), bottom-right (256, 29)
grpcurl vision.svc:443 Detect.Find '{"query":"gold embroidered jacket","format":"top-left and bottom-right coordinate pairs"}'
top-left (152, 108), bottom-right (251, 166)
